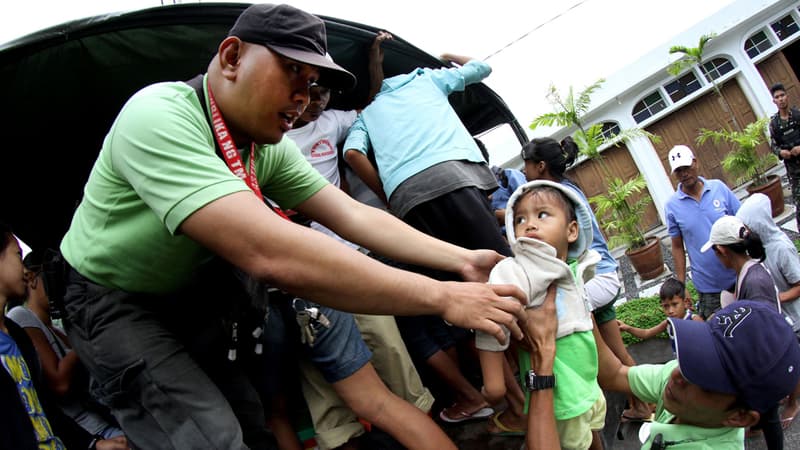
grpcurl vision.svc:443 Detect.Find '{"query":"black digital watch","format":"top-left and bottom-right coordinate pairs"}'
top-left (524, 370), bottom-right (555, 391)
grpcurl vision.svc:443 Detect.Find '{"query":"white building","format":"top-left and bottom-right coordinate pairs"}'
top-left (509, 0), bottom-right (800, 232)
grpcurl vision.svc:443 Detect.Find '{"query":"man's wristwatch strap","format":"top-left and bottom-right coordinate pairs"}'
top-left (525, 369), bottom-right (555, 391)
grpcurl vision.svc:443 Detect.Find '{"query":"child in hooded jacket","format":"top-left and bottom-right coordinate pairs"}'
top-left (476, 180), bottom-right (604, 449)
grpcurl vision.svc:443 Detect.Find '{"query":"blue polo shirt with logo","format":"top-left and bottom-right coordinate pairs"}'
top-left (665, 177), bottom-right (739, 293)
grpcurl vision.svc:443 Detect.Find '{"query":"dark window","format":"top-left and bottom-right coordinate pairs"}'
top-left (771, 14), bottom-right (799, 41)
top-left (599, 121), bottom-right (621, 141)
top-left (632, 91), bottom-right (667, 123)
top-left (702, 57), bottom-right (734, 81)
top-left (744, 30), bottom-right (772, 58)
top-left (664, 72), bottom-right (701, 102)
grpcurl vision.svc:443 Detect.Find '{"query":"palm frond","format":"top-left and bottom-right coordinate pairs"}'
top-left (529, 112), bottom-right (572, 130)
top-left (668, 45), bottom-right (691, 55)
top-left (574, 79), bottom-right (605, 118)
top-left (697, 33), bottom-right (716, 52)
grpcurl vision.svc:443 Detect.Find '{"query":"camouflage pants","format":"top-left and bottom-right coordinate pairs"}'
top-left (787, 162), bottom-right (800, 230)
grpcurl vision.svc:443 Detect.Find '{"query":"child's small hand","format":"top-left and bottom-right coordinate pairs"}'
top-left (617, 320), bottom-right (630, 332)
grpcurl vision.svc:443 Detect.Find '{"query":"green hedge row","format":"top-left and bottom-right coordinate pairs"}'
top-left (615, 280), bottom-right (698, 346)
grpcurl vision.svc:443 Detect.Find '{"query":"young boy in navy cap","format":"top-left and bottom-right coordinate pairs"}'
top-left (523, 298), bottom-right (800, 449)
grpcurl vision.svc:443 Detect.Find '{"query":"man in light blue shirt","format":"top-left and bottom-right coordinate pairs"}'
top-left (665, 145), bottom-right (740, 319)
top-left (343, 53), bottom-right (508, 256)
top-left (343, 54), bottom-right (511, 422)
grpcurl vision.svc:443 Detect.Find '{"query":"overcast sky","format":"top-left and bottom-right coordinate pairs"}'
top-left (1, 0), bottom-right (740, 163)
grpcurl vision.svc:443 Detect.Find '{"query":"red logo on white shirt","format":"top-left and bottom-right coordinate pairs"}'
top-left (310, 139), bottom-right (335, 158)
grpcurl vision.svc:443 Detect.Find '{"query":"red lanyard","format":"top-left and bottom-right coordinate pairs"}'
top-left (206, 81), bottom-right (262, 199)
top-left (205, 80), bottom-right (291, 221)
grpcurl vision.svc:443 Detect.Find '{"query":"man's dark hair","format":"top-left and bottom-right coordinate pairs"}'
top-left (0, 221), bottom-right (13, 254)
top-left (771, 83), bottom-right (786, 96)
top-left (659, 277), bottom-right (685, 300)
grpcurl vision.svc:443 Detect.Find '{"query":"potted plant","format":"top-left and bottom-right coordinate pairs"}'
top-left (531, 80), bottom-right (665, 280)
top-left (696, 117), bottom-right (783, 216)
top-left (589, 175), bottom-right (665, 280)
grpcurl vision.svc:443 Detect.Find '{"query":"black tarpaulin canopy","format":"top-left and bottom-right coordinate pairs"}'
top-left (0, 2), bottom-right (526, 250)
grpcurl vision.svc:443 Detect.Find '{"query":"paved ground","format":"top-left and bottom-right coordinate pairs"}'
top-left (443, 166), bottom-right (800, 449)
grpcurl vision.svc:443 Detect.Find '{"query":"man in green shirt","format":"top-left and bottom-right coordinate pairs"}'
top-left (58, 4), bottom-right (525, 449)
top-left (523, 298), bottom-right (800, 449)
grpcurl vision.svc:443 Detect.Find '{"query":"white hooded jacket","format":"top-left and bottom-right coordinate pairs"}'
top-left (476, 180), bottom-right (600, 351)
top-left (737, 193), bottom-right (800, 331)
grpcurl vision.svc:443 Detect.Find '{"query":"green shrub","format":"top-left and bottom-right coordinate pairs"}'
top-left (616, 295), bottom-right (667, 345)
top-left (616, 280), bottom-right (699, 345)
top-left (795, 239), bottom-right (800, 253)
top-left (686, 280), bottom-right (698, 301)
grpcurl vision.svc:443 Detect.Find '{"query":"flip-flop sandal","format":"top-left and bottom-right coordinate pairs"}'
top-left (488, 410), bottom-right (525, 436)
top-left (439, 406), bottom-right (494, 423)
top-left (620, 412), bottom-right (654, 423)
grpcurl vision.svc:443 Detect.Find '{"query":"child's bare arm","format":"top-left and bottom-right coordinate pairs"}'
top-left (618, 319), bottom-right (667, 340)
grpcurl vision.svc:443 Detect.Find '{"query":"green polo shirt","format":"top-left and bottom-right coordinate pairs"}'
top-left (61, 78), bottom-right (327, 293)
top-left (629, 360), bottom-right (745, 449)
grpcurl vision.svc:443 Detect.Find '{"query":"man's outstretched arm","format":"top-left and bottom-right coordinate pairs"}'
top-left (180, 188), bottom-right (526, 343)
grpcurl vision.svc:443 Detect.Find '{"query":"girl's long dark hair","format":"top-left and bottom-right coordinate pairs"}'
top-left (520, 136), bottom-right (580, 180)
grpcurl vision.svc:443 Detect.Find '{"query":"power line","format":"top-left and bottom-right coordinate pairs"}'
top-left (484, 0), bottom-right (591, 60)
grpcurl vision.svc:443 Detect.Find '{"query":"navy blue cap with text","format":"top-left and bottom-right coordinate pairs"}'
top-left (669, 300), bottom-right (800, 413)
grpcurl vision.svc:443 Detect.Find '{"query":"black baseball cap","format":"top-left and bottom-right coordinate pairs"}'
top-left (228, 4), bottom-right (356, 90)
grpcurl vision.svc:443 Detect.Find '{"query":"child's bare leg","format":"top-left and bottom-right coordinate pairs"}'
top-left (427, 349), bottom-right (489, 418)
top-left (333, 362), bottom-right (456, 450)
top-left (487, 354), bottom-right (527, 434)
top-left (589, 430), bottom-right (604, 450)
